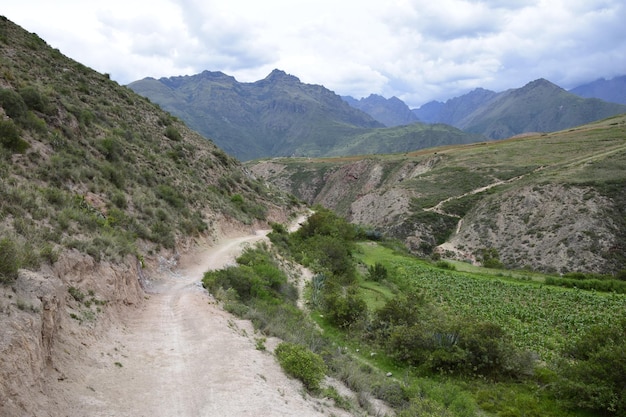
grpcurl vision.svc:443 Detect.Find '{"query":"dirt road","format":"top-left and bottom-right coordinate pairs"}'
top-left (62, 228), bottom-right (350, 416)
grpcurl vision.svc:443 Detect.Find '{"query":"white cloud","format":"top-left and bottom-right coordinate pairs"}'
top-left (3, 0), bottom-right (625, 107)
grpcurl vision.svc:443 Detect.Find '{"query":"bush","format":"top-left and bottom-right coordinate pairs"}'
top-left (555, 317), bottom-right (626, 415)
top-left (19, 86), bottom-right (50, 114)
top-left (323, 284), bottom-right (367, 328)
top-left (0, 88), bottom-right (28, 120)
top-left (0, 237), bottom-right (20, 283)
top-left (0, 119), bottom-right (29, 153)
top-left (164, 125), bottom-right (182, 141)
top-left (275, 342), bottom-right (327, 392)
top-left (367, 262), bottom-right (388, 282)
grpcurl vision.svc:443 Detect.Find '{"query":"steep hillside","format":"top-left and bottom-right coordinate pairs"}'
top-left (249, 114), bottom-right (626, 275)
top-left (413, 80), bottom-right (626, 139)
top-left (128, 70), bottom-right (383, 160)
top-left (570, 75), bottom-right (626, 105)
top-left (0, 16), bottom-right (296, 416)
top-left (342, 94), bottom-right (420, 126)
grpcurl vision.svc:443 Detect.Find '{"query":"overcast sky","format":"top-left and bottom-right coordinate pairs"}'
top-left (4, 0), bottom-right (625, 107)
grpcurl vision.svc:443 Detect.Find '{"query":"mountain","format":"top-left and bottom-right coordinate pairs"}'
top-left (0, 16), bottom-right (296, 416)
top-left (459, 79), bottom-right (626, 138)
top-left (248, 114), bottom-right (626, 275)
top-left (570, 75), bottom-right (626, 105)
top-left (413, 87), bottom-right (498, 125)
top-left (128, 70), bottom-right (384, 160)
top-left (411, 100), bottom-right (445, 124)
top-left (341, 94), bottom-right (420, 126)
top-left (413, 80), bottom-right (626, 139)
top-left (129, 71), bottom-right (486, 160)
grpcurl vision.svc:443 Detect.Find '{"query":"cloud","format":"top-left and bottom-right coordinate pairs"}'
top-left (2, 0), bottom-right (625, 107)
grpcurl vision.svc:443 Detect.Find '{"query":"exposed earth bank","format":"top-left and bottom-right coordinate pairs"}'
top-left (1, 220), bottom-right (361, 417)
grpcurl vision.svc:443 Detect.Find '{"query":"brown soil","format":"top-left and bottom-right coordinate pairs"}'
top-left (52, 227), bottom-right (355, 417)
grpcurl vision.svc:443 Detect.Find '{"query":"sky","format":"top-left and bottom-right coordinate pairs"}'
top-left (4, 0), bottom-right (626, 107)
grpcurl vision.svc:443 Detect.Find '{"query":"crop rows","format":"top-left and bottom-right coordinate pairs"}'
top-left (389, 261), bottom-right (626, 360)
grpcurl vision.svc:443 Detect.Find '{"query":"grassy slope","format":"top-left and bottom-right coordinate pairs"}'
top-left (0, 16), bottom-right (293, 277)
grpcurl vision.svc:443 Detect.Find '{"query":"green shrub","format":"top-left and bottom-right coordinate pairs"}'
top-left (164, 125), bottom-right (182, 141)
top-left (0, 237), bottom-right (20, 283)
top-left (155, 184), bottom-right (184, 208)
top-left (0, 119), bottom-right (29, 153)
top-left (555, 317), bottom-right (626, 415)
top-left (275, 342), bottom-right (327, 392)
top-left (322, 284), bottom-right (367, 328)
top-left (68, 286), bottom-right (85, 302)
top-left (0, 88), bottom-right (28, 120)
top-left (367, 262), bottom-right (388, 282)
top-left (19, 86), bottom-right (50, 114)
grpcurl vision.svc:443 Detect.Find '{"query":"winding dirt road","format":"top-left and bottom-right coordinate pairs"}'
top-left (62, 227), bottom-right (350, 416)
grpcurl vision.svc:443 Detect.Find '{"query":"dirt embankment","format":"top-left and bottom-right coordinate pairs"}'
top-left (1, 215), bottom-right (362, 417)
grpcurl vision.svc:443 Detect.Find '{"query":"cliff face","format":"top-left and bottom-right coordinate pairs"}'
top-left (248, 115), bottom-right (626, 275)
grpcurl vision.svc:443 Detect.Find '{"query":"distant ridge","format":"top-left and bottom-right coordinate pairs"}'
top-left (569, 75), bottom-right (626, 105)
top-left (413, 79), bottom-right (626, 139)
top-left (341, 94), bottom-right (419, 127)
top-left (128, 69), bottom-right (383, 160)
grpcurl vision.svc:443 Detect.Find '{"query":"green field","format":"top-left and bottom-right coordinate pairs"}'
top-left (356, 242), bottom-right (626, 361)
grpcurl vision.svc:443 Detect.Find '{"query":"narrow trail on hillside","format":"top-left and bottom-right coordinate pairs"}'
top-left (424, 166), bottom-right (545, 217)
top-left (62, 216), bottom-right (350, 417)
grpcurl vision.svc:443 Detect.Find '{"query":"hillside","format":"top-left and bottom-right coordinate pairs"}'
top-left (0, 16), bottom-right (298, 416)
top-left (249, 114), bottom-right (626, 275)
top-left (128, 70), bottom-right (483, 160)
top-left (413, 79), bottom-right (626, 139)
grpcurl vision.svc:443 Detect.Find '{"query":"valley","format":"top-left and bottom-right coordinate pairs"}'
top-left (1, 14), bottom-right (626, 417)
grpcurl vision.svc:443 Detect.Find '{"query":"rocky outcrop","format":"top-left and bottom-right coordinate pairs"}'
top-left (445, 184), bottom-right (617, 273)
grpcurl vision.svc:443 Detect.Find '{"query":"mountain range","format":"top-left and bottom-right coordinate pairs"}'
top-left (130, 71), bottom-right (626, 160)
top-left (411, 79), bottom-right (626, 138)
top-left (341, 94), bottom-right (419, 127)
top-left (128, 71), bottom-right (483, 161)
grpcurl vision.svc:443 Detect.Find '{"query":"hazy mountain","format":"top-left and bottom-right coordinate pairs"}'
top-left (414, 79), bottom-right (626, 139)
top-left (411, 100), bottom-right (445, 124)
top-left (413, 88), bottom-right (498, 125)
top-left (569, 75), bottom-right (626, 105)
top-left (341, 94), bottom-right (420, 126)
top-left (128, 70), bottom-right (384, 160)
